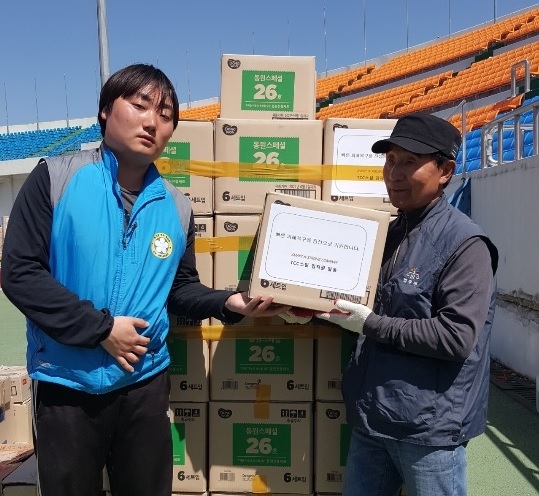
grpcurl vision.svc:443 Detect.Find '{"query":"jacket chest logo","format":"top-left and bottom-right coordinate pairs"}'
top-left (151, 233), bottom-right (173, 259)
top-left (403, 267), bottom-right (420, 286)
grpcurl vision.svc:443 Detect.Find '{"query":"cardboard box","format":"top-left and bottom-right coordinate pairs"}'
top-left (168, 216), bottom-right (213, 401)
top-left (155, 120), bottom-right (214, 215)
top-left (321, 118), bottom-right (398, 214)
top-left (209, 337), bottom-right (313, 401)
top-left (249, 193), bottom-right (390, 312)
top-left (212, 494), bottom-right (310, 496)
top-left (314, 401), bottom-right (351, 493)
top-left (212, 214), bottom-right (260, 295)
top-left (2, 216), bottom-right (9, 239)
top-left (220, 54), bottom-right (316, 120)
top-left (214, 118), bottom-right (322, 214)
top-left (192, 215), bottom-right (214, 289)
top-left (6, 398), bottom-right (33, 446)
top-left (169, 215), bottom-right (212, 316)
top-left (0, 376), bottom-right (9, 409)
top-left (169, 402), bottom-right (208, 493)
top-left (315, 331), bottom-right (360, 401)
top-left (169, 215), bottom-right (214, 329)
top-left (167, 332), bottom-right (210, 402)
top-left (209, 401), bottom-right (312, 494)
top-left (211, 214), bottom-right (283, 329)
top-left (0, 366), bottom-right (31, 404)
top-left (0, 406), bottom-right (9, 444)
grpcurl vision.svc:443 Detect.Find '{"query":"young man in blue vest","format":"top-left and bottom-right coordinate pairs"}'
top-left (2, 63), bottom-right (286, 496)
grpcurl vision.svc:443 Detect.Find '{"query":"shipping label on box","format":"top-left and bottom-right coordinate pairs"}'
top-left (214, 119), bottom-right (322, 214)
top-left (220, 54), bottom-right (316, 120)
top-left (170, 402), bottom-right (207, 492)
top-left (156, 120), bottom-right (214, 215)
top-left (209, 401), bottom-right (312, 494)
top-left (321, 118), bottom-right (397, 214)
top-left (249, 193), bottom-right (390, 312)
top-left (210, 337), bottom-right (313, 401)
top-left (314, 401), bottom-right (352, 493)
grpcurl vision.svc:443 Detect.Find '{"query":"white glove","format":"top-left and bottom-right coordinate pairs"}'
top-left (316, 299), bottom-right (372, 334)
top-left (279, 308), bottom-right (313, 325)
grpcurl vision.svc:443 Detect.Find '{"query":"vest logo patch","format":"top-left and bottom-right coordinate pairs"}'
top-left (151, 233), bottom-right (173, 259)
top-left (403, 267), bottom-right (419, 286)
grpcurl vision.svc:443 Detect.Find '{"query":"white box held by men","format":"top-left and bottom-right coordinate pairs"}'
top-left (249, 193), bottom-right (389, 312)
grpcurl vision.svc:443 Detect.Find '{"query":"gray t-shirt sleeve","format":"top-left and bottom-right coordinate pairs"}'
top-left (363, 237), bottom-right (495, 361)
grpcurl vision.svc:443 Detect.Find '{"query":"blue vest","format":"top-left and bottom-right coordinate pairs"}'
top-left (27, 145), bottom-right (191, 393)
top-left (342, 196), bottom-right (498, 446)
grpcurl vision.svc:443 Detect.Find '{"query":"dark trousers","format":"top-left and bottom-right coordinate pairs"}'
top-left (33, 370), bottom-right (172, 496)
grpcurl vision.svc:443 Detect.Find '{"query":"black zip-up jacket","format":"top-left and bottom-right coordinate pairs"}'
top-left (342, 194), bottom-right (498, 446)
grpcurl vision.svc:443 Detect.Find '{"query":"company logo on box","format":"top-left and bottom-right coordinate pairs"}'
top-left (227, 58), bottom-right (241, 69)
top-left (326, 408), bottom-right (341, 420)
top-left (218, 408), bottom-right (233, 419)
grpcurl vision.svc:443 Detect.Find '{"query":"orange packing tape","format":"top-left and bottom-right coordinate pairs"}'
top-left (168, 323), bottom-right (342, 340)
top-left (155, 159), bottom-right (383, 182)
top-left (194, 235), bottom-right (255, 254)
top-left (255, 384), bottom-right (272, 403)
top-left (252, 475), bottom-right (269, 493)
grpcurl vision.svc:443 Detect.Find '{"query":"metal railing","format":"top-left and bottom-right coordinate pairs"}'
top-left (480, 59), bottom-right (539, 170)
top-left (480, 98), bottom-right (539, 169)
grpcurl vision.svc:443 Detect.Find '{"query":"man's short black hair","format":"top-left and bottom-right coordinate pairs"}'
top-left (98, 63), bottom-right (179, 136)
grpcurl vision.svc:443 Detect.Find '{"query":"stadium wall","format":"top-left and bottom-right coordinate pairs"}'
top-left (0, 117), bottom-right (97, 135)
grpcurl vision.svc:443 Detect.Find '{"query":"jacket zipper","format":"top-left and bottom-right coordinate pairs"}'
top-left (123, 221), bottom-right (138, 249)
top-left (387, 214), bottom-right (408, 313)
top-left (390, 213), bottom-right (409, 276)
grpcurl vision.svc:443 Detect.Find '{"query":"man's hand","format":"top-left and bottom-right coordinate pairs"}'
top-left (225, 293), bottom-right (290, 318)
top-left (279, 307), bottom-right (313, 324)
top-left (100, 317), bottom-right (150, 373)
top-left (316, 300), bottom-right (372, 334)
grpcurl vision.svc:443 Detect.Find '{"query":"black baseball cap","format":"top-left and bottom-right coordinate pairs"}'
top-left (371, 113), bottom-right (461, 159)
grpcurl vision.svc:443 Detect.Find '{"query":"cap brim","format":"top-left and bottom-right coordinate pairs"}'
top-left (371, 136), bottom-right (440, 155)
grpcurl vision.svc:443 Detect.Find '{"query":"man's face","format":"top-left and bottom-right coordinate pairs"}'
top-left (383, 144), bottom-right (454, 213)
top-left (100, 84), bottom-right (174, 168)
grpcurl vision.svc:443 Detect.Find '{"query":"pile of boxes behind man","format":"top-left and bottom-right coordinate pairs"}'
top-left (155, 53), bottom-right (398, 496)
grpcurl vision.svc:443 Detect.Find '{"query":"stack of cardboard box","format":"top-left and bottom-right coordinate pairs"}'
top-left (120, 53), bottom-right (398, 495)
